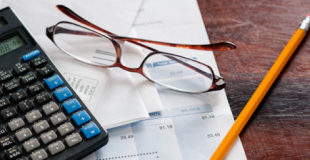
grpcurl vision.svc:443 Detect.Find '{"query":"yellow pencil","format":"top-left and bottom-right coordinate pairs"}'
top-left (210, 13), bottom-right (310, 160)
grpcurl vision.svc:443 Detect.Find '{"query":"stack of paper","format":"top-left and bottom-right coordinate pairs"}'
top-left (0, 0), bottom-right (247, 159)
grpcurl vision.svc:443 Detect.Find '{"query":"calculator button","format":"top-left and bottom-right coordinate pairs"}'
top-left (13, 64), bottom-right (29, 75)
top-left (4, 80), bottom-right (20, 93)
top-left (40, 130), bottom-right (57, 144)
top-left (25, 110), bottom-right (42, 123)
top-left (18, 100), bottom-right (34, 113)
top-left (65, 133), bottom-right (83, 147)
top-left (34, 92), bottom-right (51, 105)
top-left (20, 73), bottom-right (37, 85)
top-left (37, 65), bottom-right (54, 78)
top-left (4, 146), bottom-right (23, 160)
top-left (57, 122), bottom-right (74, 136)
top-left (23, 138), bottom-right (40, 152)
top-left (1, 107), bottom-right (18, 121)
top-left (50, 112), bottom-right (67, 126)
top-left (32, 120), bottom-right (50, 134)
top-left (27, 82), bottom-right (44, 96)
top-left (0, 125), bottom-right (7, 138)
top-left (30, 56), bottom-right (47, 68)
top-left (42, 102), bottom-right (59, 115)
top-left (62, 98), bottom-right (82, 114)
top-left (0, 136), bottom-right (15, 149)
top-left (8, 118), bottom-right (25, 131)
top-left (0, 97), bottom-right (10, 109)
top-left (81, 122), bottom-right (101, 139)
top-left (11, 90), bottom-right (27, 103)
top-left (72, 110), bottom-right (91, 126)
top-left (15, 128), bottom-right (33, 142)
top-left (44, 75), bottom-right (63, 90)
top-left (22, 50), bottom-right (40, 61)
top-left (47, 141), bottom-right (65, 155)
top-left (0, 71), bottom-right (13, 83)
top-left (54, 87), bottom-right (73, 102)
top-left (30, 149), bottom-right (48, 160)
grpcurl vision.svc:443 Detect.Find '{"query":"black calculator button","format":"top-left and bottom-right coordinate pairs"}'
top-left (0, 97), bottom-right (10, 109)
top-left (37, 66), bottom-right (54, 78)
top-left (20, 73), bottom-right (37, 85)
top-left (1, 107), bottom-right (18, 121)
top-left (31, 57), bottom-right (47, 68)
top-left (11, 90), bottom-right (27, 103)
top-left (0, 136), bottom-right (15, 150)
top-left (13, 64), bottom-right (29, 75)
top-left (27, 82), bottom-right (44, 96)
top-left (4, 146), bottom-right (23, 160)
top-left (18, 100), bottom-right (34, 113)
top-left (0, 125), bottom-right (7, 138)
top-left (34, 92), bottom-right (51, 105)
top-left (0, 71), bottom-right (13, 83)
top-left (4, 80), bottom-right (20, 93)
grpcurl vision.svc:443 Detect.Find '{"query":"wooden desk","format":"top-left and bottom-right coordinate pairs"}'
top-left (197, 0), bottom-right (310, 159)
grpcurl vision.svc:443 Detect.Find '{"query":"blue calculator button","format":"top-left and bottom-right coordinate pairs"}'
top-left (22, 50), bottom-right (40, 61)
top-left (54, 87), bottom-right (73, 102)
top-left (72, 110), bottom-right (91, 126)
top-left (63, 98), bottom-right (82, 114)
top-left (81, 122), bottom-right (101, 139)
top-left (45, 75), bottom-right (64, 90)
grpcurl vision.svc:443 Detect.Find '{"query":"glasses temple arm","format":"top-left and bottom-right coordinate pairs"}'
top-left (56, 5), bottom-right (236, 51)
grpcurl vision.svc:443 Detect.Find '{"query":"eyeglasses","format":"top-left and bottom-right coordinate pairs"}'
top-left (46, 5), bottom-right (236, 94)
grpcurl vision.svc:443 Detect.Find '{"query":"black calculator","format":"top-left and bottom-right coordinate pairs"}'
top-left (0, 7), bottom-right (108, 160)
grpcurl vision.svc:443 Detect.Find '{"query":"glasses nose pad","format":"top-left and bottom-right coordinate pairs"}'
top-left (120, 42), bottom-right (146, 68)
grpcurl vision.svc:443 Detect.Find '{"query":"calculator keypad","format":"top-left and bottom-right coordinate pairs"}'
top-left (0, 52), bottom-right (104, 160)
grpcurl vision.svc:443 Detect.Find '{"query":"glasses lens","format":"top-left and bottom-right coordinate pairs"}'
top-left (53, 23), bottom-right (117, 66)
top-left (142, 53), bottom-right (213, 93)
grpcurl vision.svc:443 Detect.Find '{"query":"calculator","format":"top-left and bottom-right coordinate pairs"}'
top-left (0, 7), bottom-right (108, 160)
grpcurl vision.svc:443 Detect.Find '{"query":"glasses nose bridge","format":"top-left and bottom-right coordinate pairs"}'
top-left (119, 65), bottom-right (141, 73)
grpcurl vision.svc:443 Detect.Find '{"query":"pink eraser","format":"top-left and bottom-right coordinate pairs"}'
top-left (307, 13), bottom-right (310, 17)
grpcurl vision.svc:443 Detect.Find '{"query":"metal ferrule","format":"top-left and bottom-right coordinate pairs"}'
top-left (299, 16), bottom-right (310, 32)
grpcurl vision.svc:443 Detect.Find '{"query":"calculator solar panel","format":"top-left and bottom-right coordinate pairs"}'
top-left (0, 7), bottom-right (108, 160)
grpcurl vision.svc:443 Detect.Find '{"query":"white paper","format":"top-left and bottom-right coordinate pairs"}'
top-left (93, 0), bottom-right (247, 159)
top-left (0, 0), bottom-right (156, 129)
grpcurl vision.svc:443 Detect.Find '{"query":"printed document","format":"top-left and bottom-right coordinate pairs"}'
top-left (91, 0), bottom-right (247, 159)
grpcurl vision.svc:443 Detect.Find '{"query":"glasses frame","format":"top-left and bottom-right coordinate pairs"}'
top-left (46, 5), bottom-right (233, 93)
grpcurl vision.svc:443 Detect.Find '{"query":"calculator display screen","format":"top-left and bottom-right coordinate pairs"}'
top-left (0, 34), bottom-right (25, 55)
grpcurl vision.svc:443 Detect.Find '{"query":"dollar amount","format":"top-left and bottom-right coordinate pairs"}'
top-left (170, 70), bottom-right (182, 76)
top-left (159, 124), bottom-right (173, 130)
top-left (207, 133), bottom-right (220, 138)
top-left (202, 115), bottom-right (215, 119)
top-left (120, 135), bottom-right (134, 140)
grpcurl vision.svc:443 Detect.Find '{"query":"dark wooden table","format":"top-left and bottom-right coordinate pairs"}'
top-left (197, 0), bottom-right (310, 159)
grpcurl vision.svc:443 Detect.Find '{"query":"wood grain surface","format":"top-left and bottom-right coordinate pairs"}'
top-left (197, 0), bottom-right (310, 159)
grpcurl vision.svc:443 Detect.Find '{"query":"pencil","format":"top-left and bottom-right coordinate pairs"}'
top-left (210, 13), bottom-right (310, 160)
